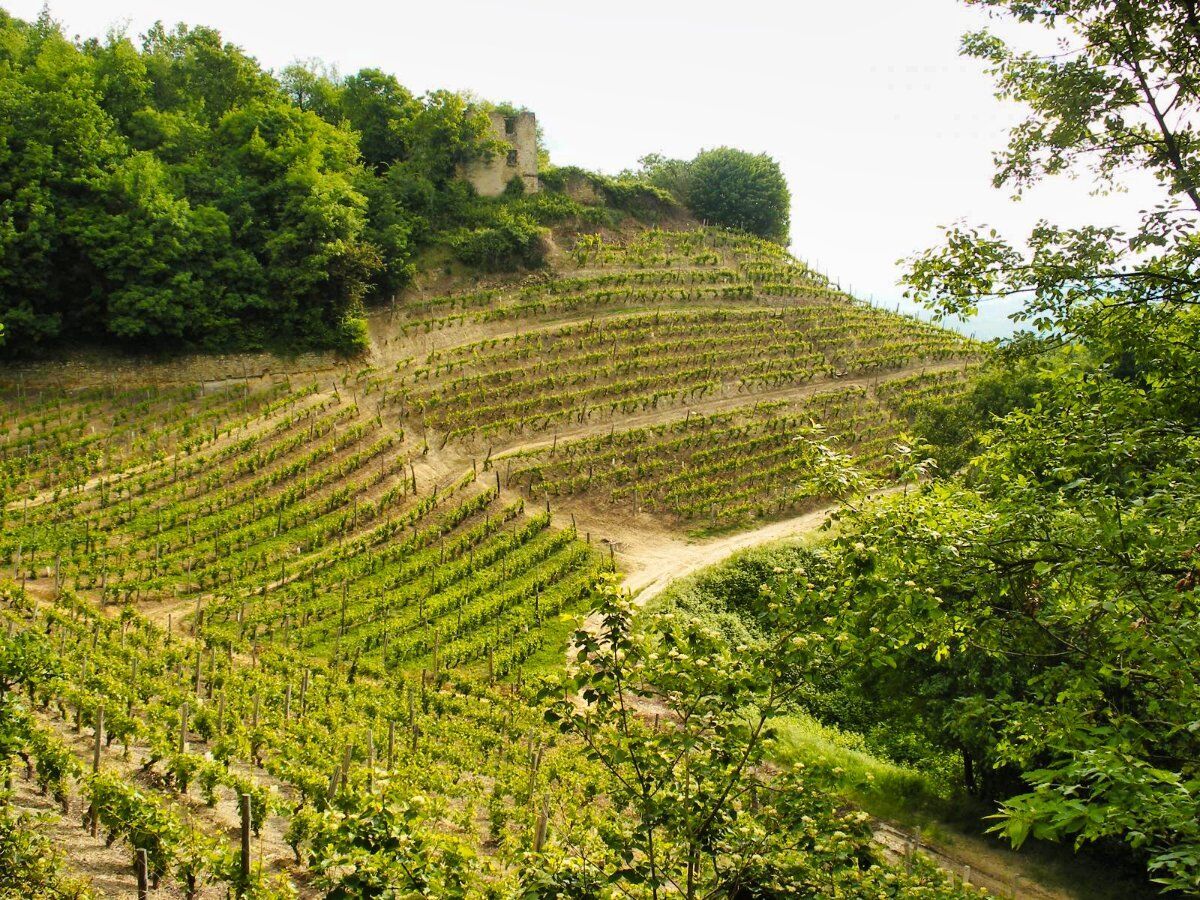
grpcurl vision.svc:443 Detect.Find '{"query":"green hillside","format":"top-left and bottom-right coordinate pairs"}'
top-left (3, 0), bottom-right (1197, 896)
top-left (0, 225), bottom-right (986, 896)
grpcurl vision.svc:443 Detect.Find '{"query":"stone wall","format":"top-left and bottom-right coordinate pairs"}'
top-left (460, 111), bottom-right (539, 197)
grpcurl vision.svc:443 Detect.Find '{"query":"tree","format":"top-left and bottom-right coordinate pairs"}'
top-left (538, 575), bottom-right (977, 899)
top-left (338, 68), bottom-right (420, 173)
top-left (215, 99), bottom-right (377, 350)
top-left (0, 11), bottom-right (379, 356)
top-left (0, 10), bottom-right (121, 346)
top-left (683, 148), bottom-right (791, 243)
top-left (884, 1), bottom-right (1200, 890)
top-left (906, 0), bottom-right (1200, 413)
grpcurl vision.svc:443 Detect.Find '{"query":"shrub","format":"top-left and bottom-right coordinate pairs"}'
top-left (511, 191), bottom-right (585, 225)
top-left (447, 211), bottom-right (547, 271)
top-left (331, 316), bottom-right (372, 356)
top-left (686, 147), bottom-right (791, 243)
top-left (503, 175), bottom-right (526, 197)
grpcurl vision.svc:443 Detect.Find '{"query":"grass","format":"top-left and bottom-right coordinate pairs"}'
top-left (769, 711), bottom-right (957, 824)
top-left (768, 703), bottom-right (1159, 900)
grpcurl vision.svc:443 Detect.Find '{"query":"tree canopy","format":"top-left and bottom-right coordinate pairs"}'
top-left (824, 0), bottom-right (1200, 890)
top-left (0, 11), bottom-right (501, 357)
top-left (640, 148), bottom-right (792, 243)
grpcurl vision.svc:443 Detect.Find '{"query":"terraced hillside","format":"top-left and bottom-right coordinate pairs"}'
top-left (0, 227), bottom-right (984, 896)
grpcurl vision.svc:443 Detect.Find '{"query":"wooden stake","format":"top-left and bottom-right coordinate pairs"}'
top-left (533, 798), bottom-right (549, 853)
top-left (366, 730), bottom-right (375, 792)
top-left (92, 707), bottom-right (104, 773)
top-left (239, 793), bottom-right (252, 889)
top-left (136, 848), bottom-right (149, 900)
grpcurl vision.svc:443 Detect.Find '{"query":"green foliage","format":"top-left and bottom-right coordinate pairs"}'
top-left (447, 210), bottom-right (547, 272)
top-left (904, 343), bottom-right (1048, 472)
top-left (637, 148), bottom-right (791, 242)
top-left (539, 164), bottom-right (680, 222)
top-left (0, 808), bottom-right (94, 899)
top-left (539, 575), bottom-right (980, 899)
top-left (508, 191), bottom-right (587, 225)
top-left (0, 12), bottom-right (380, 355)
top-left (637, 153), bottom-right (694, 201)
top-left (308, 791), bottom-right (475, 898)
top-left (879, 2), bottom-right (1200, 889)
top-left (685, 148), bottom-right (791, 243)
top-left (0, 11), bottom-right (512, 356)
top-left (88, 769), bottom-right (186, 885)
top-left (0, 629), bottom-right (60, 695)
top-left (813, 367), bottom-right (1200, 888)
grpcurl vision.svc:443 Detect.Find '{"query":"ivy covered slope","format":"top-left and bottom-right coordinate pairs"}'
top-left (0, 223), bottom-right (988, 896)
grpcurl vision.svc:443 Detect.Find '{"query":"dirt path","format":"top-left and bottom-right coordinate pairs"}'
top-left (873, 820), bottom-right (1057, 899)
top-left (559, 495), bottom-right (1101, 899)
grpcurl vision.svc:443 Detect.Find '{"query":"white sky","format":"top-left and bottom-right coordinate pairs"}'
top-left (16, 0), bottom-right (1160, 337)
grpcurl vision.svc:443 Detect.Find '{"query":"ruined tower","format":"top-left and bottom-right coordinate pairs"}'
top-left (460, 110), bottom-right (539, 197)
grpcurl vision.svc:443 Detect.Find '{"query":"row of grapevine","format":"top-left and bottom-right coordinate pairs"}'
top-left (501, 367), bottom-right (976, 524)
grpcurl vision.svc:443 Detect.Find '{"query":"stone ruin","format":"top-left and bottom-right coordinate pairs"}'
top-left (460, 110), bottom-right (539, 197)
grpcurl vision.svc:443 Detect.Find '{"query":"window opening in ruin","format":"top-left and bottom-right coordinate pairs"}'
top-left (507, 149), bottom-right (518, 166)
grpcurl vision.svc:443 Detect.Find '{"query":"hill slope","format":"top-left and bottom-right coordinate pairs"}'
top-left (0, 226), bottom-right (984, 895)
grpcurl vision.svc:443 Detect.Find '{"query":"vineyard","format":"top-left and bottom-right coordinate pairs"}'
top-left (0, 226), bottom-right (986, 896)
top-left (501, 369), bottom-right (976, 525)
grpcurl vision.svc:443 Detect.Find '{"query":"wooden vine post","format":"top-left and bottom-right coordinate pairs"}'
top-left (533, 798), bottom-right (549, 853)
top-left (136, 848), bottom-right (149, 900)
top-left (90, 706), bottom-right (103, 835)
top-left (366, 729), bottom-right (375, 792)
top-left (239, 792), bottom-right (252, 893)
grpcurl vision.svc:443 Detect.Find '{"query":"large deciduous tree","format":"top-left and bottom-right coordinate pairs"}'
top-left (853, 0), bottom-right (1200, 890)
top-left (684, 148), bottom-right (791, 244)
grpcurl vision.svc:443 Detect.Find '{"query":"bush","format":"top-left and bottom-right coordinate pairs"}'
top-left (0, 809), bottom-right (94, 898)
top-left (447, 211), bottom-right (547, 271)
top-left (503, 175), bottom-right (526, 197)
top-left (510, 192), bottom-right (585, 225)
top-left (539, 165), bottom-right (680, 222)
top-left (331, 316), bottom-right (372, 357)
top-left (598, 175), bottom-right (676, 215)
top-left (685, 147), bottom-right (791, 243)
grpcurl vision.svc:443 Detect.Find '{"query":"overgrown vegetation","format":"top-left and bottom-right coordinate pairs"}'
top-left (616, 1), bottom-right (1200, 893)
top-left (634, 148), bottom-right (792, 243)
